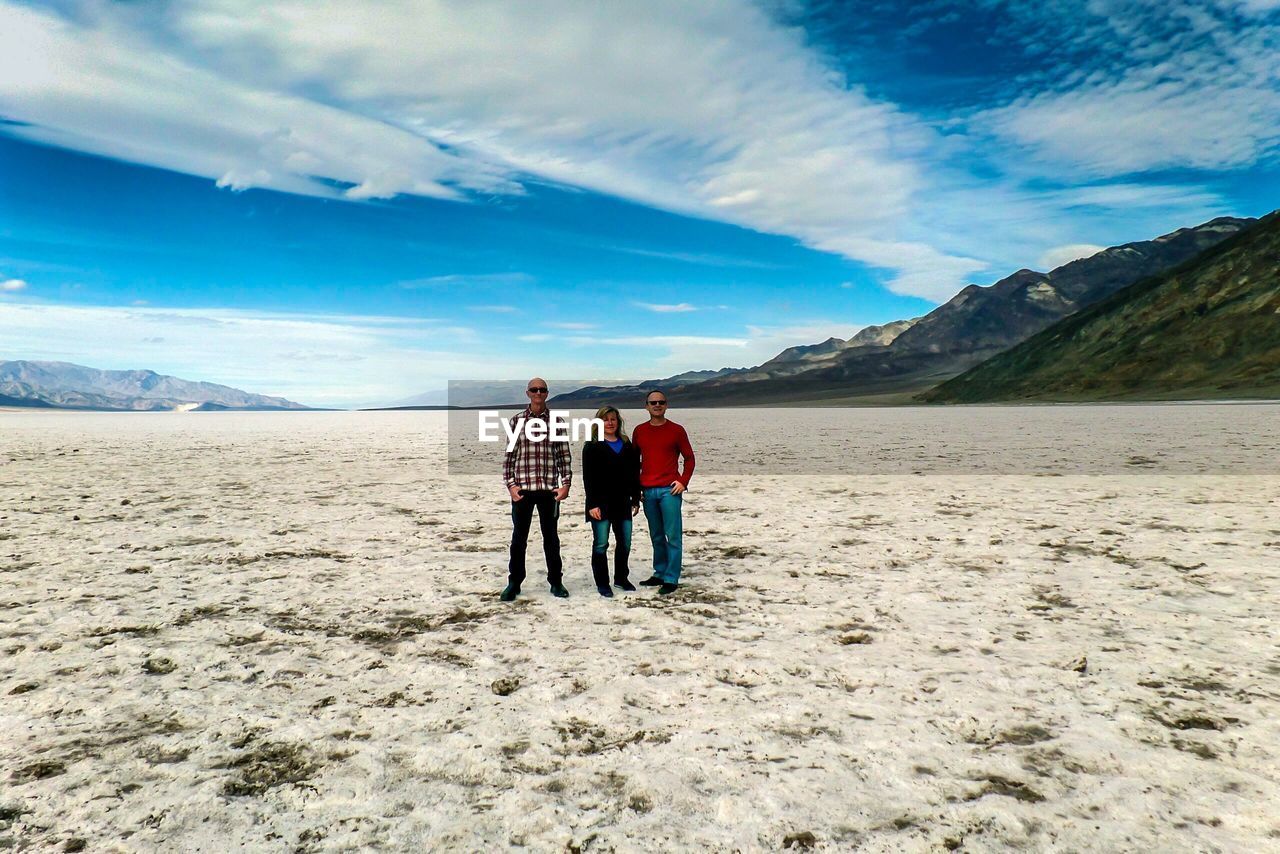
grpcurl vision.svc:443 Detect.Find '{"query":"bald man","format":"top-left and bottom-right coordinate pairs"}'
top-left (501, 377), bottom-right (572, 600)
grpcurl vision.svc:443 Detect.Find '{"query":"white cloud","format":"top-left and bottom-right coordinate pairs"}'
top-left (0, 302), bottom-right (493, 407)
top-left (1, 278), bottom-right (28, 292)
top-left (975, 0), bottom-right (1280, 175)
top-left (5, 301), bottom-right (776, 405)
top-left (0, 3), bottom-right (514, 201)
top-left (1037, 243), bottom-right (1105, 270)
top-left (565, 322), bottom-right (868, 373)
top-left (983, 82), bottom-right (1280, 175)
top-left (546, 322), bottom-right (597, 330)
top-left (634, 301), bottom-right (699, 313)
top-left (1038, 183), bottom-right (1225, 212)
top-left (0, 0), bottom-right (1265, 307)
top-left (469, 305), bottom-right (518, 314)
top-left (562, 332), bottom-right (751, 372)
top-left (602, 245), bottom-right (782, 269)
top-left (741, 322), bottom-right (864, 360)
top-left (0, 0), bottom-right (985, 300)
top-left (398, 272), bottom-right (533, 289)
top-left (615, 335), bottom-right (748, 348)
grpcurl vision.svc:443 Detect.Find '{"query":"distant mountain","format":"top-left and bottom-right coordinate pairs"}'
top-left (390, 378), bottom-right (639, 409)
top-left (552, 326), bottom-right (920, 406)
top-left (549, 367), bottom-right (748, 407)
top-left (766, 320), bottom-right (918, 367)
top-left (387, 383), bottom-right (532, 408)
top-left (0, 360), bottom-right (311, 411)
top-left (923, 211), bottom-right (1280, 403)
top-left (565, 215), bottom-right (1254, 407)
top-left (639, 367), bottom-right (748, 385)
top-left (712, 319), bottom-right (921, 384)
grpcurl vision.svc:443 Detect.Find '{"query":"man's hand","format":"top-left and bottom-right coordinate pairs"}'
top-left (554, 484), bottom-right (570, 502)
top-left (588, 507), bottom-right (603, 521)
top-left (631, 503), bottom-right (640, 517)
top-left (670, 481), bottom-right (686, 495)
top-left (508, 485), bottom-right (522, 502)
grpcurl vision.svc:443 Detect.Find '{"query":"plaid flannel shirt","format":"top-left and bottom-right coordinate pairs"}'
top-left (502, 407), bottom-right (572, 492)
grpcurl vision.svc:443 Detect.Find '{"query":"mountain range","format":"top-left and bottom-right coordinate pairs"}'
top-left (924, 211), bottom-right (1280, 403)
top-left (6, 213), bottom-right (1271, 413)
top-left (383, 379), bottom-right (638, 409)
top-left (0, 361), bottom-right (311, 411)
top-left (552, 215), bottom-right (1258, 407)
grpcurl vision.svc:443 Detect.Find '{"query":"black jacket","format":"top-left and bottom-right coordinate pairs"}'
top-left (582, 439), bottom-right (642, 522)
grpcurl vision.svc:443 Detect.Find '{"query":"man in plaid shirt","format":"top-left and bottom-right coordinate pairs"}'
top-left (501, 377), bottom-right (572, 601)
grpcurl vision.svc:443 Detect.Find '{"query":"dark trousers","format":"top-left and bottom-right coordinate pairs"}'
top-left (509, 490), bottom-right (563, 587)
top-left (590, 518), bottom-right (632, 587)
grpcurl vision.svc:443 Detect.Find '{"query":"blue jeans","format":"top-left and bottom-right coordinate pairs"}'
top-left (591, 518), bottom-right (632, 554)
top-left (641, 486), bottom-right (683, 583)
top-left (590, 518), bottom-right (632, 587)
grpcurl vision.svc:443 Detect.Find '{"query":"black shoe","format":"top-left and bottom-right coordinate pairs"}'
top-left (500, 584), bottom-right (520, 601)
top-left (658, 583), bottom-right (679, 595)
top-left (597, 585), bottom-right (614, 598)
top-left (639, 576), bottom-right (663, 586)
top-left (549, 583), bottom-right (570, 598)
top-left (615, 579), bottom-right (637, 592)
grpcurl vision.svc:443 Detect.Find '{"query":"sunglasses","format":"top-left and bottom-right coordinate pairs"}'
top-left (528, 387), bottom-right (548, 394)
top-left (647, 400), bottom-right (667, 406)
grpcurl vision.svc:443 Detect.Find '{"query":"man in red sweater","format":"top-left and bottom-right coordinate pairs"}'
top-left (631, 389), bottom-right (695, 595)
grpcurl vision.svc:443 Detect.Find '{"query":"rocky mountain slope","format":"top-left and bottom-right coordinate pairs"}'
top-left (923, 212), bottom-right (1280, 402)
top-left (554, 216), bottom-right (1255, 407)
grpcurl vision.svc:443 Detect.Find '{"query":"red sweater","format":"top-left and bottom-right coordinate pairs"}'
top-left (632, 420), bottom-right (696, 488)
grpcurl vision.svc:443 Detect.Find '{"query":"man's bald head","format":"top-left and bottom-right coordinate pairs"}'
top-left (526, 377), bottom-right (549, 412)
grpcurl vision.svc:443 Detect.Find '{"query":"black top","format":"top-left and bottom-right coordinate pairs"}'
top-left (582, 439), bottom-right (642, 522)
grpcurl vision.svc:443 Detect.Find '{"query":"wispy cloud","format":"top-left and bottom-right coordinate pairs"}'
top-left (971, 0), bottom-right (1280, 175)
top-left (8, 298), bottom-right (835, 406)
top-left (563, 322), bottom-right (867, 373)
top-left (633, 301), bottom-right (699, 313)
top-left (0, 0), bottom-right (1267, 307)
top-left (603, 245), bottom-right (783, 269)
top-left (1, 278), bottom-right (28, 292)
top-left (398, 272), bottom-right (534, 289)
top-left (1037, 244), bottom-right (1105, 270)
top-left (0, 302), bottom-right (479, 407)
top-left (546, 322), bottom-right (597, 330)
top-left (468, 305), bottom-right (518, 314)
top-left (0, 0), bottom-right (978, 300)
top-left (0, 4), bottom-right (516, 202)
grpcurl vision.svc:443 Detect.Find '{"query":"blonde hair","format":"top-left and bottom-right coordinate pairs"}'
top-left (592, 405), bottom-right (628, 443)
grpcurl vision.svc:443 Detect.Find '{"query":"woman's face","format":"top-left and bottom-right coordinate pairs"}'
top-left (603, 413), bottom-right (619, 434)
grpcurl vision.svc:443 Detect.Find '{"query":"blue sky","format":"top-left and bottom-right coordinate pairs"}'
top-left (1, 0), bottom-right (1277, 407)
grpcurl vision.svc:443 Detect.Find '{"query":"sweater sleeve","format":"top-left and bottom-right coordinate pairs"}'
top-left (676, 425), bottom-right (696, 487)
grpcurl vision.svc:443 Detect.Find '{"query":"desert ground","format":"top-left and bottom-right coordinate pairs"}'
top-left (2, 408), bottom-right (1279, 852)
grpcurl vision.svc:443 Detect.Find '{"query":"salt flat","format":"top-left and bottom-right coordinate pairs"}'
top-left (2, 409), bottom-right (1279, 852)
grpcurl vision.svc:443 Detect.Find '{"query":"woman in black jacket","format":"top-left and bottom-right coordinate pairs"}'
top-left (582, 405), bottom-right (641, 597)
